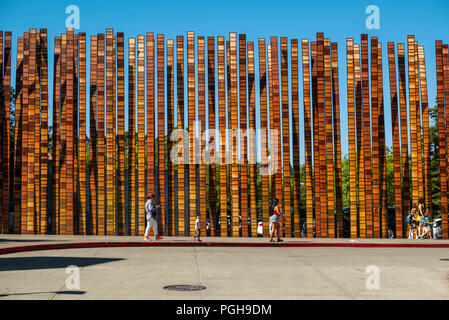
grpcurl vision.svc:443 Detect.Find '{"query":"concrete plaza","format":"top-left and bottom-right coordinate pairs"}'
top-left (1, 235), bottom-right (449, 299)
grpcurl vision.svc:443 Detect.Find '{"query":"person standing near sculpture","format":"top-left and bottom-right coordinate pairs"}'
top-left (144, 194), bottom-right (163, 241)
top-left (269, 198), bottom-right (284, 242)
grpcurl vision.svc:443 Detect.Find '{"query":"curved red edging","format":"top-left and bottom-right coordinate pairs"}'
top-left (1, 240), bottom-right (449, 255)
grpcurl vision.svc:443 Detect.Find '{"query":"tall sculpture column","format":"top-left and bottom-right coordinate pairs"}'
top-left (128, 37), bottom-right (136, 235)
top-left (218, 36), bottom-right (227, 236)
top-left (302, 39), bottom-right (314, 238)
top-left (239, 35), bottom-right (249, 236)
top-left (176, 36), bottom-right (185, 236)
top-left (247, 41), bottom-right (257, 237)
top-left (331, 42), bottom-right (343, 238)
top-left (156, 34), bottom-right (165, 235)
top-left (258, 39), bottom-right (269, 237)
top-left (89, 36), bottom-right (98, 235)
top-left (137, 34), bottom-right (146, 235)
top-left (207, 37), bottom-right (218, 236)
top-left (198, 36), bottom-right (207, 235)
top-left (398, 43), bottom-right (410, 237)
top-left (291, 39), bottom-right (301, 237)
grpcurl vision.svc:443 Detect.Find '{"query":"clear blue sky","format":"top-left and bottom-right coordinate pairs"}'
top-left (1, 0), bottom-right (448, 163)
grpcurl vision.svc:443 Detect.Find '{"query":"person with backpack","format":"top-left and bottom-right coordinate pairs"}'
top-left (144, 194), bottom-right (162, 241)
top-left (420, 212), bottom-right (432, 239)
top-left (417, 198), bottom-right (426, 239)
top-left (269, 198), bottom-right (283, 242)
top-left (406, 208), bottom-right (417, 239)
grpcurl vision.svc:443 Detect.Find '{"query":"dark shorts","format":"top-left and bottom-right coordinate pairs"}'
top-left (194, 229), bottom-right (201, 238)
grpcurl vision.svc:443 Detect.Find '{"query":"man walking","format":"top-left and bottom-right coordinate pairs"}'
top-left (144, 194), bottom-right (162, 241)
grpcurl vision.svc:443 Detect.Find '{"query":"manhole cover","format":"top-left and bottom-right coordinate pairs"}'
top-left (163, 285), bottom-right (206, 291)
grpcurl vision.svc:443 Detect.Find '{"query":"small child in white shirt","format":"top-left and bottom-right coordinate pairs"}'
top-left (193, 213), bottom-right (201, 242)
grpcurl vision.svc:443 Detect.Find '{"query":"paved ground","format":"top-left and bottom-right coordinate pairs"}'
top-left (1, 235), bottom-right (449, 299)
top-left (2, 234), bottom-right (449, 247)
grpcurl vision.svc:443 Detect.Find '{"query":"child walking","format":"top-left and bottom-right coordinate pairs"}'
top-left (193, 213), bottom-right (201, 242)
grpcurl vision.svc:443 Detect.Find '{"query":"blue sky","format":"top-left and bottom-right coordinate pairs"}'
top-left (1, 0), bottom-right (448, 163)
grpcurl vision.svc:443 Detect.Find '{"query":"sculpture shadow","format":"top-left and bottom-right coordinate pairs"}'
top-left (0, 238), bottom-right (63, 243)
top-left (0, 290), bottom-right (86, 297)
top-left (0, 256), bottom-right (124, 272)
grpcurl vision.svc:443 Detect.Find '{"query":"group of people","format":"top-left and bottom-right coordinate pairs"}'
top-left (143, 195), bottom-right (435, 242)
top-left (407, 198), bottom-right (433, 239)
top-left (143, 194), bottom-right (202, 242)
top-left (142, 194), bottom-right (285, 242)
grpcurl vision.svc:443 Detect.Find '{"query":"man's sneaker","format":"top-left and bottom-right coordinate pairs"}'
top-left (144, 236), bottom-right (151, 241)
top-left (155, 236), bottom-right (163, 240)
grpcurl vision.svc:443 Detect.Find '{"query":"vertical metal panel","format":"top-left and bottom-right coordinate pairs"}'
top-left (302, 39), bottom-right (314, 238)
top-left (398, 43), bottom-right (410, 237)
top-left (217, 36), bottom-right (227, 237)
top-left (137, 35), bottom-right (146, 235)
top-left (156, 34), bottom-right (165, 235)
top-left (117, 32), bottom-right (125, 235)
top-left (311, 41), bottom-right (320, 237)
top-left (324, 38), bottom-right (334, 237)
top-left (167, 39), bottom-right (175, 235)
top-left (105, 29), bottom-right (115, 235)
top-left (418, 46), bottom-right (432, 216)
top-left (198, 36), bottom-right (207, 235)
top-left (78, 32), bottom-right (87, 234)
top-left (128, 37), bottom-right (136, 235)
top-left (370, 37), bottom-right (380, 238)
top-left (0, 31), bottom-right (3, 232)
top-left (291, 39), bottom-right (300, 237)
top-left (408, 36), bottom-right (419, 208)
top-left (317, 33), bottom-right (327, 237)
top-left (73, 33), bottom-right (79, 234)
top-left (354, 43), bottom-right (366, 238)
top-left (437, 41), bottom-right (448, 238)
top-left (39, 30), bottom-right (48, 235)
top-left (21, 32), bottom-right (30, 233)
top-left (258, 38), bottom-right (269, 237)
top-left (66, 29), bottom-right (75, 234)
top-left (377, 42), bottom-right (388, 238)
top-left (97, 33), bottom-right (105, 235)
top-left (146, 32), bottom-right (155, 223)
top-left (346, 39), bottom-right (358, 238)
top-left (414, 41), bottom-right (424, 203)
top-left (89, 36), bottom-right (98, 235)
top-left (187, 31), bottom-right (196, 236)
top-left (270, 37), bottom-right (282, 218)
top-left (176, 35), bottom-right (185, 236)
top-left (247, 41), bottom-right (257, 237)
top-left (280, 37), bottom-right (291, 237)
top-left (388, 42), bottom-right (403, 239)
top-left (230, 33), bottom-right (239, 237)
top-left (444, 44), bottom-right (449, 239)
top-left (13, 37), bottom-right (24, 234)
top-left (239, 34), bottom-right (249, 236)
top-left (208, 37), bottom-right (218, 236)
top-left (34, 32), bottom-right (41, 233)
top-left (361, 34), bottom-right (373, 238)
top-left (331, 42), bottom-right (343, 237)
top-left (28, 29), bottom-right (37, 234)
top-left (2, 31), bottom-right (12, 233)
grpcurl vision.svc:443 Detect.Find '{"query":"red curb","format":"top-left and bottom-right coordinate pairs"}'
top-left (1, 240), bottom-right (449, 255)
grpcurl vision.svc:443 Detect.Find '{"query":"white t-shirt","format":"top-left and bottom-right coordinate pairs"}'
top-left (195, 217), bottom-right (200, 231)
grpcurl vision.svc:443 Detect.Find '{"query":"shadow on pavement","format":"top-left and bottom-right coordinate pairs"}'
top-left (0, 290), bottom-right (86, 297)
top-left (0, 238), bottom-right (63, 243)
top-left (0, 256), bottom-right (124, 272)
